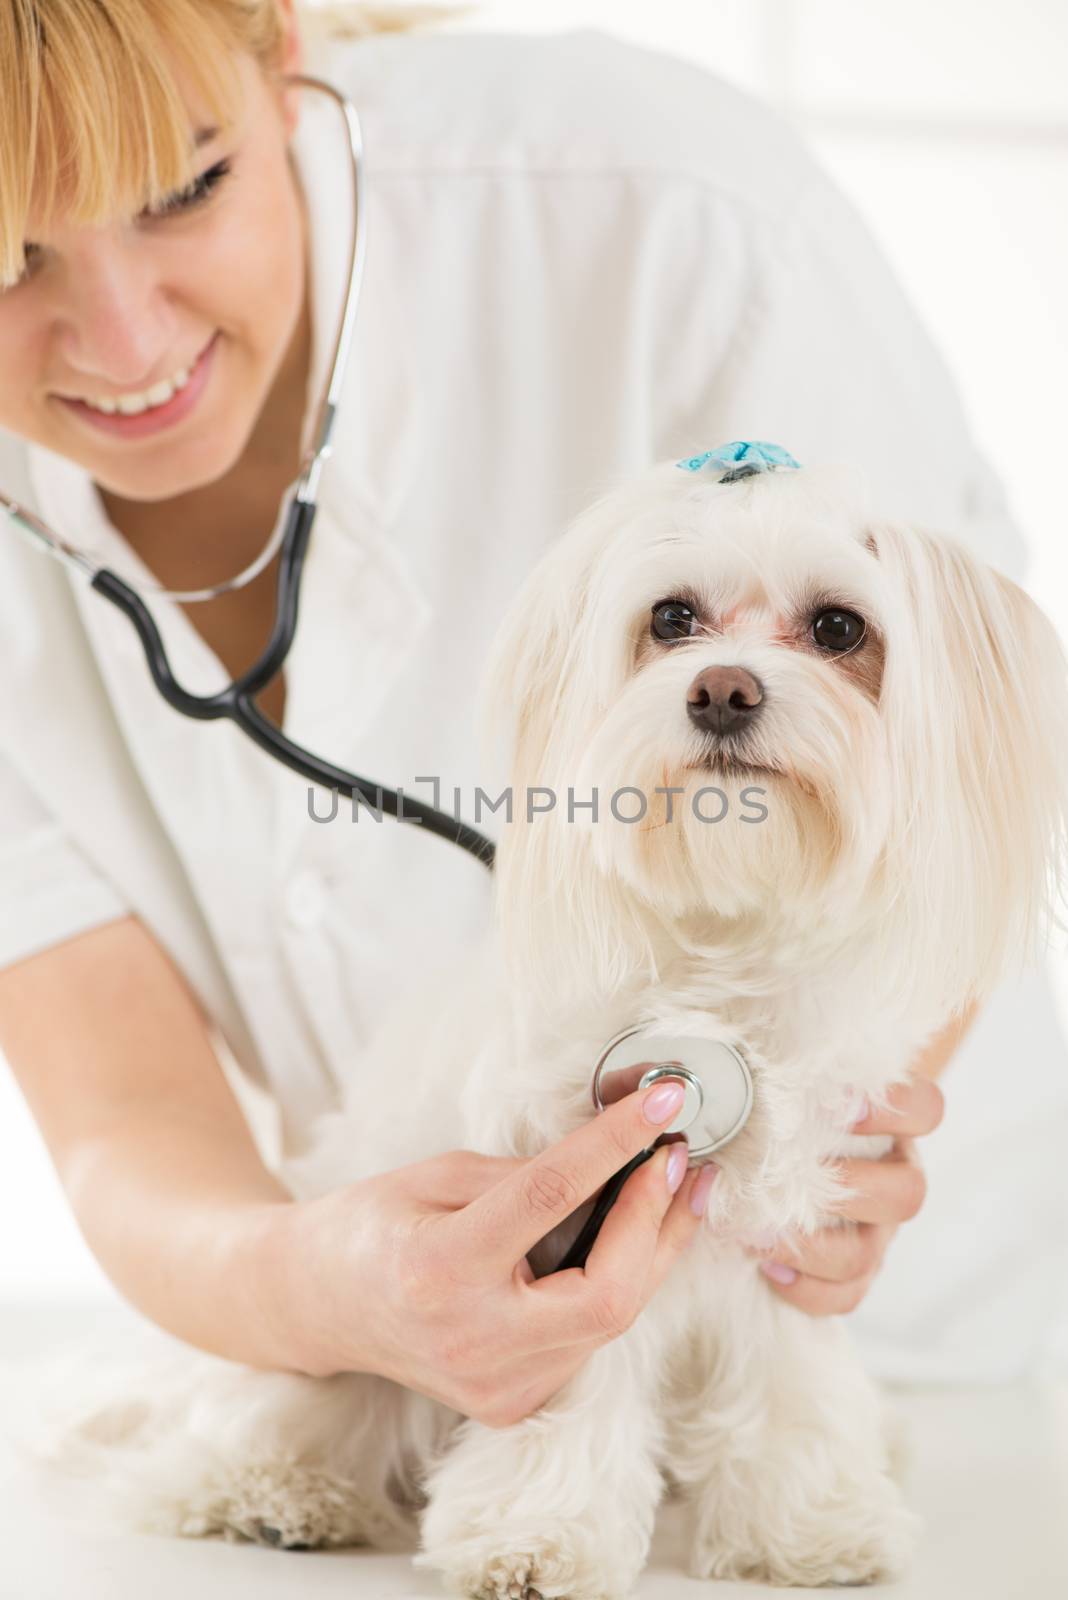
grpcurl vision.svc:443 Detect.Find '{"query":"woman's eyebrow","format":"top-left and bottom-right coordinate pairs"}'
top-left (19, 126), bottom-right (224, 251)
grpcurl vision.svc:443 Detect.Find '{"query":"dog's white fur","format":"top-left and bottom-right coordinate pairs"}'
top-left (26, 461), bottom-right (1068, 1595)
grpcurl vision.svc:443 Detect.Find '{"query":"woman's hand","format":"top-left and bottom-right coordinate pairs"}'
top-left (267, 1080), bottom-right (716, 1428)
top-left (748, 1077), bottom-right (946, 1315)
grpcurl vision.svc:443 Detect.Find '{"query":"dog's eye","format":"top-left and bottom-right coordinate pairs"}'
top-left (812, 609), bottom-right (866, 652)
top-left (651, 599), bottom-right (697, 641)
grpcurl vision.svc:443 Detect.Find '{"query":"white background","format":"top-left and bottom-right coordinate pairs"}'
top-left (2, 0), bottom-right (1066, 1304)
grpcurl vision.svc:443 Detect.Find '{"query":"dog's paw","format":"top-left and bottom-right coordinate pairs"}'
top-left (688, 1471), bottom-right (920, 1587)
top-left (430, 1540), bottom-right (577, 1600)
top-left (136, 1458), bottom-right (403, 1552)
top-left (413, 1525), bottom-right (638, 1600)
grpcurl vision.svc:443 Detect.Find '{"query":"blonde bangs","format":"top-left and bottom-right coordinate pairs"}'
top-left (0, 0), bottom-right (286, 288)
top-left (0, 1), bottom-right (469, 289)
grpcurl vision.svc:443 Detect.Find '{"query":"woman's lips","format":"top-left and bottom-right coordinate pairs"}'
top-left (52, 333), bottom-right (219, 441)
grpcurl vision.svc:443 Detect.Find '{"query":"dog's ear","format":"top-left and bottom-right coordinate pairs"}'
top-left (476, 542), bottom-right (579, 793)
top-left (475, 492), bottom-right (660, 1000)
top-left (873, 520), bottom-right (1068, 1004)
top-left (476, 491), bottom-right (621, 790)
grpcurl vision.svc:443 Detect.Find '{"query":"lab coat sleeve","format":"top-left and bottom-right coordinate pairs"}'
top-left (648, 171), bottom-right (1028, 583)
top-left (0, 753), bottom-right (131, 972)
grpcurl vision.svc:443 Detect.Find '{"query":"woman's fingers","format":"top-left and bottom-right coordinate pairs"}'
top-left (646, 1158), bottom-right (720, 1297)
top-left (748, 1077), bottom-right (946, 1319)
top-left (754, 1261), bottom-right (881, 1317)
top-left (830, 1136), bottom-right (927, 1225)
top-left (461, 1077), bottom-right (692, 1279)
top-left (401, 1149), bottom-right (533, 1212)
top-left (746, 1220), bottom-right (895, 1316)
top-left (574, 1140), bottom-right (701, 1318)
top-left (752, 1220), bottom-right (893, 1283)
top-left (519, 1142), bottom-right (712, 1349)
top-left (850, 1076), bottom-right (945, 1138)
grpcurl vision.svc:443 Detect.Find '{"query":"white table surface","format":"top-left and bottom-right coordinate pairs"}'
top-left (2, 1302), bottom-right (1066, 1600)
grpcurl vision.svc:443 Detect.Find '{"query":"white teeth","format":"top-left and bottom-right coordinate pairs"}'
top-left (83, 362), bottom-right (194, 416)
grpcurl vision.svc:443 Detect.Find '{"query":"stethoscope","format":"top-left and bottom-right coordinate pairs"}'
top-left (2, 77), bottom-right (495, 868)
top-left (555, 1029), bottom-right (752, 1270)
top-left (0, 76), bottom-right (753, 1272)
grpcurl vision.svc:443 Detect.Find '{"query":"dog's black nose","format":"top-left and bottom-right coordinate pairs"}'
top-left (686, 666), bottom-right (764, 735)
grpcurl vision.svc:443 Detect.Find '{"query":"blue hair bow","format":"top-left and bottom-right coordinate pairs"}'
top-left (676, 441), bottom-right (800, 482)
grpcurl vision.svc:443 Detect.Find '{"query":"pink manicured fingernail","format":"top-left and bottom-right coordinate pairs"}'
top-left (644, 1080), bottom-right (687, 1124)
top-left (689, 1164), bottom-right (720, 1217)
top-left (665, 1144), bottom-right (689, 1194)
top-left (760, 1261), bottom-right (798, 1286)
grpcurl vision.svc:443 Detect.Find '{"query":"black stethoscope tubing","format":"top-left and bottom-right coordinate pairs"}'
top-left (89, 497), bottom-right (497, 870)
top-left (92, 509), bottom-right (648, 1270)
top-left (0, 74), bottom-right (497, 872)
top-left (90, 491), bottom-right (651, 1270)
top-left (3, 73), bottom-right (661, 1272)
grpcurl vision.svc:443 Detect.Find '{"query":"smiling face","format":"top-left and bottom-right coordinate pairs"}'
top-left (0, 47), bottom-right (306, 503)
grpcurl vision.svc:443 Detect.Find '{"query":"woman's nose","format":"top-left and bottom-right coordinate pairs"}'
top-left (52, 237), bottom-right (178, 388)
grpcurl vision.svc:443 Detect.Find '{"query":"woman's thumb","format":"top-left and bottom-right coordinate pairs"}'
top-left (418, 1148), bottom-right (528, 1210)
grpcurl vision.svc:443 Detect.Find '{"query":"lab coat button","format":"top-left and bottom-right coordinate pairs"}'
top-left (286, 871), bottom-right (326, 929)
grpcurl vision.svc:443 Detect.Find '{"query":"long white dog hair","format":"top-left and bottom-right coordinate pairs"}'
top-left (14, 455), bottom-right (1068, 1595)
top-left (483, 460), bottom-right (1068, 1023)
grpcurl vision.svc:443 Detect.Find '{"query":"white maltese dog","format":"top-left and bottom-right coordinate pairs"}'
top-left (25, 446), bottom-right (1068, 1596)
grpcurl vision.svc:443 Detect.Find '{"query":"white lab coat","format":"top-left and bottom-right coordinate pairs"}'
top-left (0, 29), bottom-right (1063, 1380)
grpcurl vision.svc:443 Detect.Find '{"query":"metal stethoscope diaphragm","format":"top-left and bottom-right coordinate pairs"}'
top-left (554, 1028), bottom-right (754, 1272)
top-left (592, 1027), bottom-right (753, 1157)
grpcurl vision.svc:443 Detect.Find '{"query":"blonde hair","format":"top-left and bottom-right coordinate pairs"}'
top-left (0, 1), bottom-right (463, 288)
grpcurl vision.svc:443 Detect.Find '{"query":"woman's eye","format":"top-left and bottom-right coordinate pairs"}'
top-left (10, 243), bottom-right (42, 288)
top-left (812, 608), bottom-right (866, 651)
top-left (5, 161), bottom-right (232, 293)
top-left (143, 158), bottom-right (233, 220)
top-left (650, 599), bottom-right (698, 641)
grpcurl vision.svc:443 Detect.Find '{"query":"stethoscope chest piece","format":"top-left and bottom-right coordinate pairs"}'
top-left (591, 1026), bottom-right (753, 1161)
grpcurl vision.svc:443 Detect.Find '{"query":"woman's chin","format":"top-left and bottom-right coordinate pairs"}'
top-left (84, 434), bottom-right (245, 502)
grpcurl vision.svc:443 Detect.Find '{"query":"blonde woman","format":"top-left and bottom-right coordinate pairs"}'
top-left (0, 0), bottom-right (1047, 1473)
